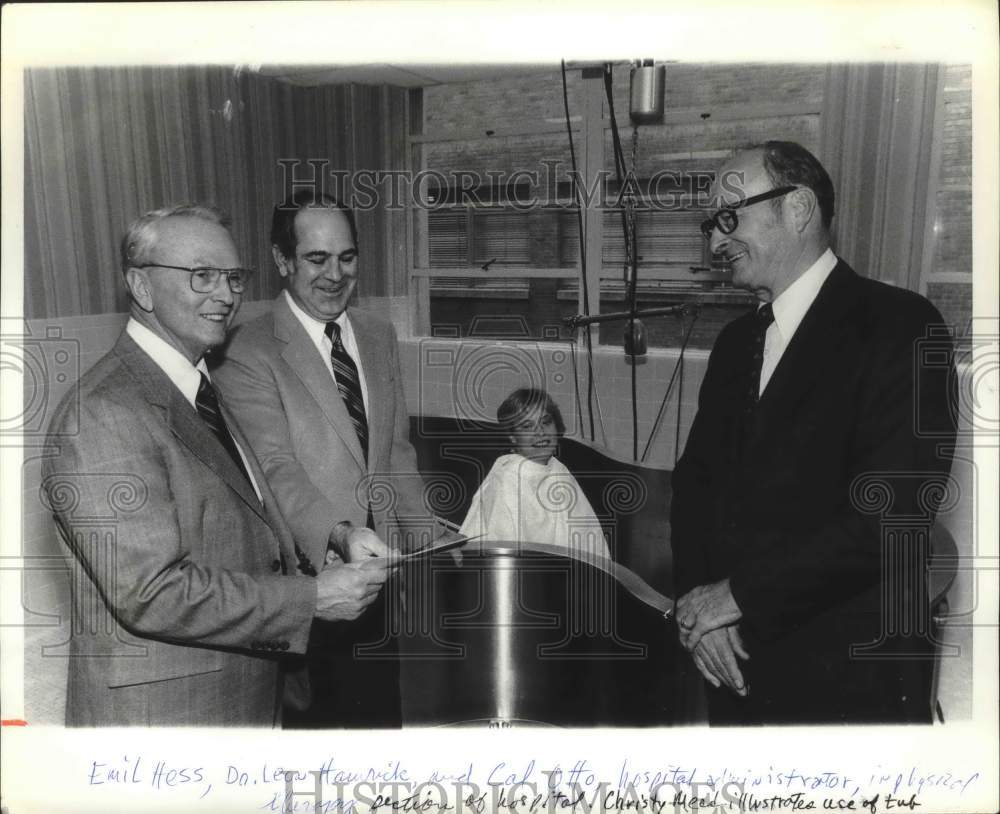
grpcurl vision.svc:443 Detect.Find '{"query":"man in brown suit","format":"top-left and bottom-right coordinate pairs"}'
top-left (214, 192), bottom-right (435, 727)
top-left (42, 203), bottom-right (391, 726)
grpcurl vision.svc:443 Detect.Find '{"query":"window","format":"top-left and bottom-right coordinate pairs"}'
top-left (418, 171), bottom-right (743, 345)
top-left (411, 72), bottom-right (752, 349)
top-left (426, 181), bottom-right (578, 270)
top-left (601, 175), bottom-right (726, 278)
top-left (425, 179), bottom-right (582, 341)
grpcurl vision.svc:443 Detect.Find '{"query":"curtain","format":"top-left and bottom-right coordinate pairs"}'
top-left (24, 67), bottom-right (408, 318)
top-left (820, 64), bottom-right (944, 291)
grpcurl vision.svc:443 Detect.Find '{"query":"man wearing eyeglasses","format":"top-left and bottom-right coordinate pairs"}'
top-left (214, 191), bottom-right (434, 728)
top-left (42, 204), bottom-right (391, 726)
top-left (670, 142), bottom-right (955, 724)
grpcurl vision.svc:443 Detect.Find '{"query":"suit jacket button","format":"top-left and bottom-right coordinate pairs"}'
top-left (271, 559), bottom-right (282, 572)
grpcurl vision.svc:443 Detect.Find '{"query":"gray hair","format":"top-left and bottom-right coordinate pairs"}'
top-left (120, 203), bottom-right (230, 275)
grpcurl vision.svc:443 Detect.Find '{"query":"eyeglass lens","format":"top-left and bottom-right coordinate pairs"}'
top-left (700, 210), bottom-right (738, 238)
top-left (190, 269), bottom-right (248, 293)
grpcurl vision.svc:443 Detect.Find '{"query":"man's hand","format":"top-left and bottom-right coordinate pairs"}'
top-left (329, 522), bottom-right (391, 563)
top-left (676, 579), bottom-right (742, 650)
top-left (314, 558), bottom-right (389, 622)
top-left (690, 625), bottom-right (749, 696)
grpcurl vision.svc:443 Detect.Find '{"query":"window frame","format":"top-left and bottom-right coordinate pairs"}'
top-left (408, 75), bottom-right (745, 344)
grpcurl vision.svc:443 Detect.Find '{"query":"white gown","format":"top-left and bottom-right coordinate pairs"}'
top-left (459, 453), bottom-right (611, 559)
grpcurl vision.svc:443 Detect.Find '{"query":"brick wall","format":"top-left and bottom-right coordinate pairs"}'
top-left (927, 283), bottom-right (973, 337)
top-left (927, 64), bottom-right (973, 346)
top-left (422, 64), bottom-right (827, 350)
top-left (423, 69), bottom-right (587, 136)
top-left (612, 63), bottom-right (826, 111)
top-left (421, 63), bottom-right (826, 136)
top-left (933, 65), bottom-right (973, 277)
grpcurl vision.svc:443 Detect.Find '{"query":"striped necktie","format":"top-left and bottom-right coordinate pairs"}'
top-left (196, 372), bottom-right (253, 485)
top-left (325, 321), bottom-right (369, 463)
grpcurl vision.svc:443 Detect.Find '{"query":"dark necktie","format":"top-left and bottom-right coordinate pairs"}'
top-left (747, 303), bottom-right (775, 412)
top-left (325, 321), bottom-right (368, 463)
top-left (196, 372), bottom-right (254, 485)
top-left (195, 372), bottom-right (316, 577)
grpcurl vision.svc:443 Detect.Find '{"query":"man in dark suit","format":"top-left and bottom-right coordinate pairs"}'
top-left (43, 203), bottom-right (391, 726)
top-left (214, 192), bottom-right (434, 727)
top-left (670, 142), bottom-right (956, 724)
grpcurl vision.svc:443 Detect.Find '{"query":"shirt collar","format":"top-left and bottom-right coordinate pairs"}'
top-left (126, 318), bottom-right (208, 408)
top-left (769, 248), bottom-right (837, 343)
top-left (283, 289), bottom-right (351, 343)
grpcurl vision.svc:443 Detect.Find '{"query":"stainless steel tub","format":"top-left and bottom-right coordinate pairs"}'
top-left (396, 542), bottom-right (681, 727)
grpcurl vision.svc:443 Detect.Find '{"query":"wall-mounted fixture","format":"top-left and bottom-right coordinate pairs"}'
top-left (630, 61), bottom-right (665, 124)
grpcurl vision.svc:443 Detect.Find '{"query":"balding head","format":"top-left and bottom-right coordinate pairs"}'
top-left (705, 144), bottom-right (833, 302)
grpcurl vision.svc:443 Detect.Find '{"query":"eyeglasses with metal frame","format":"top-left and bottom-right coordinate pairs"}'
top-left (700, 185), bottom-right (798, 239)
top-left (133, 264), bottom-right (254, 293)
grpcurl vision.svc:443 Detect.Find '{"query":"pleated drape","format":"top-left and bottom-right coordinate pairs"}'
top-left (24, 66), bottom-right (408, 318)
top-left (819, 64), bottom-right (943, 291)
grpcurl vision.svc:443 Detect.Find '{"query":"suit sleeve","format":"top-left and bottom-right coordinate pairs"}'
top-left (670, 329), bottom-right (734, 597)
top-left (729, 301), bottom-right (956, 642)
top-left (213, 342), bottom-right (339, 569)
top-left (43, 395), bottom-right (317, 654)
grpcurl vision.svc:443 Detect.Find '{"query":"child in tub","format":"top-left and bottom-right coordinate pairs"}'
top-left (459, 387), bottom-right (611, 559)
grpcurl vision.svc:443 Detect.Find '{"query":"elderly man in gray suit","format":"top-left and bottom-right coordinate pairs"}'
top-left (43, 203), bottom-right (391, 727)
top-left (214, 191), bottom-right (434, 727)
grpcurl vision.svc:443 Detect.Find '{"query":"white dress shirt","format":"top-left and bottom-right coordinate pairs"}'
top-left (759, 248), bottom-right (837, 395)
top-left (125, 318), bottom-right (263, 502)
top-left (283, 290), bottom-right (370, 414)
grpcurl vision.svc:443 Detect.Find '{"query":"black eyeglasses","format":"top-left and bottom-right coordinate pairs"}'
top-left (700, 186), bottom-right (798, 239)
top-left (134, 264), bottom-right (254, 293)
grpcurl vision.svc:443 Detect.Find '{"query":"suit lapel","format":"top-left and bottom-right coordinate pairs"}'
top-left (746, 261), bottom-right (858, 452)
top-left (114, 334), bottom-right (267, 519)
top-left (223, 403), bottom-right (299, 566)
top-left (273, 294), bottom-right (367, 470)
